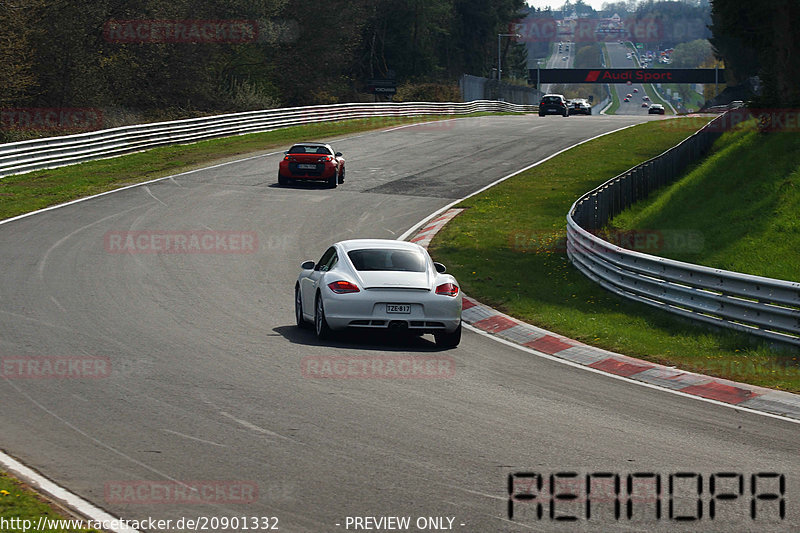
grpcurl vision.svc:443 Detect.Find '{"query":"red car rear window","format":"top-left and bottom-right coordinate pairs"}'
top-left (289, 145), bottom-right (331, 155)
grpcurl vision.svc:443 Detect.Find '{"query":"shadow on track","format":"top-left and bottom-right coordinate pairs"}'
top-left (273, 325), bottom-right (454, 352)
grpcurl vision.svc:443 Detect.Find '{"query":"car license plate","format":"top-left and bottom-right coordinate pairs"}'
top-left (386, 304), bottom-right (411, 314)
top-left (297, 163), bottom-right (316, 170)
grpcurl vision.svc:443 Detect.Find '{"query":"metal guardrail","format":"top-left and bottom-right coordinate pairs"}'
top-left (0, 100), bottom-right (536, 178)
top-left (566, 112), bottom-right (800, 346)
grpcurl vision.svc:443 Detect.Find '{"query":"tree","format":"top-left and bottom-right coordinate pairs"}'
top-left (600, 2), bottom-right (632, 16)
top-left (0, 0), bottom-right (42, 107)
top-left (710, 0), bottom-right (800, 106)
top-left (670, 39), bottom-right (712, 68)
top-left (634, 0), bottom-right (711, 48)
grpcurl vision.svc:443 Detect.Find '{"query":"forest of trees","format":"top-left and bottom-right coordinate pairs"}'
top-left (710, 0), bottom-right (800, 106)
top-left (4, 0), bottom-right (795, 135)
top-left (0, 0), bottom-right (527, 126)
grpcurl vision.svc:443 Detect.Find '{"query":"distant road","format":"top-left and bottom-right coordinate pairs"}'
top-left (540, 40), bottom-right (574, 94)
top-left (605, 42), bottom-right (654, 116)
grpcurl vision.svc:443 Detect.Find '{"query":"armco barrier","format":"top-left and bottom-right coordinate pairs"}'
top-left (0, 100), bottom-right (536, 178)
top-left (566, 111), bottom-right (800, 346)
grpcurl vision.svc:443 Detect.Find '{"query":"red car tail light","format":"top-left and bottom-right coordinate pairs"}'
top-left (328, 280), bottom-right (360, 294)
top-left (318, 155), bottom-right (333, 162)
top-left (435, 283), bottom-right (459, 297)
top-left (284, 155), bottom-right (296, 161)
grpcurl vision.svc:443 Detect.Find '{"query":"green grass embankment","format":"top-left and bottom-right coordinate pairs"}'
top-left (611, 119), bottom-right (800, 282)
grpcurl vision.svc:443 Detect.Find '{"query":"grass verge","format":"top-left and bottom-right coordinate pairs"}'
top-left (0, 470), bottom-right (100, 532)
top-left (611, 119), bottom-right (800, 282)
top-left (0, 113), bottom-right (514, 221)
top-left (605, 88), bottom-right (621, 115)
top-left (429, 117), bottom-right (800, 392)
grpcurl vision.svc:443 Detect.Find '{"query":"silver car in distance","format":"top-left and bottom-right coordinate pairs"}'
top-left (295, 239), bottom-right (462, 347)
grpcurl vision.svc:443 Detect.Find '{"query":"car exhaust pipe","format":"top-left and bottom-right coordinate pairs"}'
top-left (388, 321), bottom-right (408, 330)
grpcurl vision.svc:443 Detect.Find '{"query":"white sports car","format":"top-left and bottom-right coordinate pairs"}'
top-left (295, 239), bottom-right (462, 347)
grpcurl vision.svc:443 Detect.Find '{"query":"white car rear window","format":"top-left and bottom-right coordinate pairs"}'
top-left (348, 249), bottom-right (426, 272)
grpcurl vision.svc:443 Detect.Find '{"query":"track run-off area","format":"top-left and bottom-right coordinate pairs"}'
top-left (0, 114), bottom-right (796, 532)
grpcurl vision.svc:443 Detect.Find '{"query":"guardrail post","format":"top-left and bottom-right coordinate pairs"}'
top-left (611, 178), bottom-right (620, 218)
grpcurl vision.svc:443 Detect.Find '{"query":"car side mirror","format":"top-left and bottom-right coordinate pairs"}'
top-left (335, 152), bottom-right (342, 157)
top-left (301, 260), bottom-right (315, 270)
top-left (433, 262), bottom-right (446, 274)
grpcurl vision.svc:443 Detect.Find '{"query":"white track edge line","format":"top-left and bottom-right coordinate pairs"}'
top-left (0, 151), bottom-right (275, 227)
top-left (0, 113), bottom-right (519, 526)
top-left (399, 121), bottom-right (641, 241)
top-left (464, 323), bottom-right (800, 426)
top-left (398, 121), bottom-right (800, 427)
top-left (0, 452), bottom-right (140, 533)
top-left (0, 114), bottom-right (487, 228)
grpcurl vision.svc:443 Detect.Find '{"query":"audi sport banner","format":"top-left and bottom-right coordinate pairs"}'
top-left (529, 69), bottom-right (724, 86)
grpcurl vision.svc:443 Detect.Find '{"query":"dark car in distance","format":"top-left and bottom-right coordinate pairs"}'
top-left (539, 94), bottom-right (569, 117)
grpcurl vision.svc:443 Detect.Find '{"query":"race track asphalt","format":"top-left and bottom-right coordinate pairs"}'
top-left (0, 114), bottom-right (796, 532)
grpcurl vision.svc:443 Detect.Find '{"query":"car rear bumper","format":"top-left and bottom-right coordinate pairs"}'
top-left (279, 162), bottom-right (337, 180)
top-left (323, 290), bottom-right (462, 333)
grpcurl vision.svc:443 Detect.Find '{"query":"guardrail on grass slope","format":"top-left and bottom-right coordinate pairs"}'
top-left (566, 112), bottom-right (800, 347)
top-left (0, 100), bottom-right (536, 178)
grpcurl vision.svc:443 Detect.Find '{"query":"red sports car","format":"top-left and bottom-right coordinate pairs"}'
top-left (278, 142), bottom-right (345, 188)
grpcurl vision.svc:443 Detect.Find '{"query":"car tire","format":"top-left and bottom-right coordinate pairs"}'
top-left (434, 321), bottom-right (461, 348)
top-left (563, 110), bottom-right (569, 117)
top-left (314, 294), bottom-right (332, 340)
top-left (327, 172), bottom-right (337, 189)
top-left (295, 285), bottom-right (306, 328)
top-left (338, 167), bottom-right (345, 184)
top-left (278, 173), bottom-right (289, 186)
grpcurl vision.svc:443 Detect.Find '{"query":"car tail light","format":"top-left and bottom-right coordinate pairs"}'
top-left (328, 280), bottom-right (360, 294)
top-left (435, 283), bottom-right (459, 297)
top-left (284, 155), bottom-right (296, 161)
top-left (318, 155), bottom-right (332, 162)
